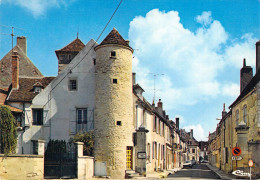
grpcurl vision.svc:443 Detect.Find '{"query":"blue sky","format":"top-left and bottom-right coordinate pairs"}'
top-left (0, 0), bottom-right (259, 140)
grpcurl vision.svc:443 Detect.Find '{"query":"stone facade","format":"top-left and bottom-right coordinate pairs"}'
top-left (94, 31), bottom-right (134, 179)
top-left (208, 41), bottom-right (260, 178)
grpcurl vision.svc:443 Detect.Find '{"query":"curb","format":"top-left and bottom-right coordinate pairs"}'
top-left (206, 163), bottom-right (232, 179)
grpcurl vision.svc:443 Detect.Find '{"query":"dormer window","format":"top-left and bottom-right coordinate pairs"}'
top-left (111, 51), bottom-right (116, 58)
top-left (34, 87), bottom-right (42, 93)
top-left (33, 82), bottom-right (43, 93)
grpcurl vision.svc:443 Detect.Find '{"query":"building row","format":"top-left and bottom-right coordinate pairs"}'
top-left (208, 41), bottom-right (260, 178)
top-left (0, 29), bottom-right (200, 178)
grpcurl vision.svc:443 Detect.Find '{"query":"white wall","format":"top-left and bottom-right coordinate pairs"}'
top-left (20, 39), bottom-right (97, 154)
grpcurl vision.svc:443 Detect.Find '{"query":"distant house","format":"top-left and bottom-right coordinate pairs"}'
top-left (180, 129), bottom-right (199, 162)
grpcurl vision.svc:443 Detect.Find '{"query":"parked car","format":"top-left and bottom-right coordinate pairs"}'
top-left (201, 160), bottom-right (208, 163)
top-left (183, 160), bottom-right (193, 168)
top-left (191, 159), bottom-right (196, 165)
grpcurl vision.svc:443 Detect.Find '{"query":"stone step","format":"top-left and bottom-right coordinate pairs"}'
top-left (125, 170), bottom-right (140, 179)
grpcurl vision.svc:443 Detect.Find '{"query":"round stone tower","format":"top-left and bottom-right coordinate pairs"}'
top-left (94, 28), bottom-right (134, 179)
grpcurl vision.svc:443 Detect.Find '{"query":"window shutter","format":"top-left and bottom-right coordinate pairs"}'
top-left (69, 108), bottom-right (77, 135)
top-left (88, 108), bottom-right (94, 130)
top-left (43, 109), bottom-right (49, 125)
top-left (24, 110), bottom-right (31, 126)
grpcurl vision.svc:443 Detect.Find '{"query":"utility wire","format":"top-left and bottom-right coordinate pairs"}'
top-left (43, 0), bottom-right (123, 107)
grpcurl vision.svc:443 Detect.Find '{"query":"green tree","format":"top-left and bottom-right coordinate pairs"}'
top-left (0, 106), bottom-right (17, 155)
top-left (71, 131), bottom-right (94, 156)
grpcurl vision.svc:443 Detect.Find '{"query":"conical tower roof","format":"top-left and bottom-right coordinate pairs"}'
top-left (55, 38), bottom-right (85, 52)
top-left (96, 28), bottom-right (133, 52)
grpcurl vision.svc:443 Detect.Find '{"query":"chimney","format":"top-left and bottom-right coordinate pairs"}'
top-left (175, 117), bottom-right (179, 130)
top-left (190, 129), bottom-right (193, 138)
top-left (17, 36), bottom-right (27, 55)
top-left (132, 72), bottom-right (136, 85)
top-left (222, 103), bottom-right (227, 118)
top-left (12, 52), bottom-right (19, 89)
top-left (256, 40), bottom-right (260, 73)
top-left (125, 40), bottom-right (130, 45)
top-left (240, 58), bottom-right (253, 93)
top-left (157, 99), bottom-right (163, 109)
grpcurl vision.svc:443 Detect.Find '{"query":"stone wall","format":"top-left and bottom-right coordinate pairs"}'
top-left (0, 154), bottom-right (44, 180)
top-left (94, 45), bottom-right (133, 179)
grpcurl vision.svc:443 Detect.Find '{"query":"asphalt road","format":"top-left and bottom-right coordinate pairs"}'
top-left (167, 163), bottom-right (220, 179)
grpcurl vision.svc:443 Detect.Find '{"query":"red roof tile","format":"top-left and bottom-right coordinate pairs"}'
top-left (55, 38), bottom-right (85, 52)
top-left (7, 77), bottom-right (55, 102)
top-left (96, 28), bottom-right (133, 52)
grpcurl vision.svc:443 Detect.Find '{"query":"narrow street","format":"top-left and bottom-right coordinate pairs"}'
top-left (167, 163), bottom-right (220, 179)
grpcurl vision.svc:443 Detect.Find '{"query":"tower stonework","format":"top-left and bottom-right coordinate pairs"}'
top-left (94, 28), bottom-right (133, 179)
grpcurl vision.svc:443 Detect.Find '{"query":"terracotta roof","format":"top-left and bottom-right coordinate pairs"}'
top-left (7, 77), bottom-right (55, 102)
top-left (55, 38), bottom-right (85, 52)
top-left (0, 46), bottom-right (43, 88)
top-left (95, 28), bottom-right (133, 51)
top-left (0, 88), bottom-right (8, 104)
top-left (230, 71), bottom-right (260, 108)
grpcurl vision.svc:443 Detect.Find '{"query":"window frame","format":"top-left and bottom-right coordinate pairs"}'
top-left (32, 108), bottom-right (43, 125)
top-left (32, 140), bottom-right (38, 155)
top-left (236, 109), bottom-right (239, 127)
top-left (77, 108), bottom-right (87, 125)
top-left (69, 79), bottom-right (77, 91)
top-left (243, 105), bottom-right (247, 124)
top-left (110, 51), bottom-right (116, 58)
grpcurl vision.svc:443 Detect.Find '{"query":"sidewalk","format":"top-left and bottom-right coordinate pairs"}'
top-left (145, 167), bottom-right (182, 179)
top-left (206, 163), bottom-right (237, 179)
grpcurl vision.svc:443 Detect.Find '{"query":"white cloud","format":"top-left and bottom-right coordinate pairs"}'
top-left (222, 83), bottom-right (240, 97)
top-left (129, 10), bottom-right (226, 109)
top-left (129, 9), bottom-right (256, 111)
top-left (183, 124), bottom-right (207, 141)
top-left (196, 11), bottom-right (212, 26)
top-left (129, 9), bottom-right (257, 141)
top-left (224, 34), bottom-right (257, 69)
top-left (3, 0), bottom-right (67, 17)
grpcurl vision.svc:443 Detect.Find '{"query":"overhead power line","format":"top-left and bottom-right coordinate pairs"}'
top-left (43, 0), bottom-right (123, 107)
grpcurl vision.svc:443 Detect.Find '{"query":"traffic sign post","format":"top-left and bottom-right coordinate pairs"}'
top-left (249, 160), bottom-right (253, 180)
top-left (232, 147), bottom-right (242, 156)
top-left (232, 156), bottom-right (242, 160)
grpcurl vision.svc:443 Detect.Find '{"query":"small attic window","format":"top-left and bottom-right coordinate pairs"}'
top-left (113, 79), bottom-right (118, 84)
top-left (33, 82), bottom-right (43, 93)
top-left (111, 51), bottom-right (116, 57)
top-left (34, 87), bottom-right (42, 93)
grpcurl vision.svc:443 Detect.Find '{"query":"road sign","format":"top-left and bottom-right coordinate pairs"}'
top-left (249, 160), bottom-right (253, 167)
top-left (232, 147), bottom-right (242, 156)
top-left (232, 156), bottom-right (242, 160)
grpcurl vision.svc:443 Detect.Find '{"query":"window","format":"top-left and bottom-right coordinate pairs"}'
top-left (155, 142), bottom-right (157, 159)
top-left (147, 143), bottom-right (151, 161)
top-left (142, 110), bottom-right (146, 126)
top-left (153, 116), bottom-right (157, 132)
top-left (113, 79), bottom-right (118, 84)
top-left (162, 123), bottom-right (165, 137)
top-left (111, 51), bottom-right (116, 57)
top-left (69, 79), bottom-right (77, 91)
top-left (192, 148), bottom-right (195, 153)
top-left (243, 105), bottom-right (247, 124)
top-left (116, 121), bottom-right (122, 126)
top-left (32, 108), bottom-right (43, 125)
top-left (34, 87), bottom-right (42, 93)
top-left (32, 140), bottom-right (38, 155)
top-left (236, 110), bottom-right (239, 127)
top-left (77, 109), bottom-right (87, 124)
top-left (77, 108), bottom-right (87, 132)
